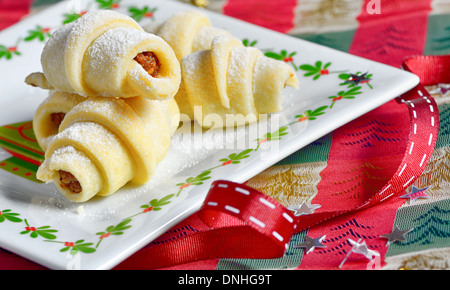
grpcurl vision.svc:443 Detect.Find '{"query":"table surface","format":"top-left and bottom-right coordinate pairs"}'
top-left (0, 0), bottom-right (449, 270)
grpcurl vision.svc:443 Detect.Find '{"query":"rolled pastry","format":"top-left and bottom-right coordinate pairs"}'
top-left (178, 35), bottom-right (299, 128)
top-left (145, 10), bottom-right (231, 61)
top-left (36, 96), bottom-right (180, 202)
top-left (33, 91), bottom-right (86, 152)
top-left (28, 10), bottom-right (181, 100)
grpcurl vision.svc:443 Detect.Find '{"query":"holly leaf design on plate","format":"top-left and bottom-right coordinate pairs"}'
top-left (176, 171), bottom-right (212, 195)
top-left (0, 45), bottom-right (20, 60)
top-left (141, 194), bottom-right (175, 212)
top-left (96, 0), bottom-right (121, 9)
top-left (60, 240), bottom-right (96, 255)
top-left (242, 39), bottom-right (257, 47)
top-left (0, 209), bottom-right (22, 223)
top-left (63, 12), bottom-right (86, 24)
top-left (339, 72), bottom-right (373, 89)
top-left (255, 127), bottom-right (288, 151)
top-left (219, 149), bottom-right (254, 164)
top-left (329, 86), bottom-right (363, 108)
top-left (295, 105), bottom-right (329, 121)
top-left (265, 50), bottom-right (298, 70)
top-left (128, 6), bottom-right (157, 22)
top-left (24, 26), bottom-right (51, 42)
top-left (299, 61), bottom-right (331, 80)
top-left (20, 219), bottom-right (57, 240)
top-left (96, 218), bottom-right (132, 238)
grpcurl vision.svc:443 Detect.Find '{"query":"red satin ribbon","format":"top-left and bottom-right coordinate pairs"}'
top-left (115, 55), bottom-right (445, 270)
top-left (402, 55), bottom-right (450, 86)
top-left (296, 83), bottom-right (439, 231)
top-left (116, 181), bottom-right (296, 269)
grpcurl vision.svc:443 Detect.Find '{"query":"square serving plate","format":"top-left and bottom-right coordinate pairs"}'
top-left (0, 0), bottom-right (419, 269)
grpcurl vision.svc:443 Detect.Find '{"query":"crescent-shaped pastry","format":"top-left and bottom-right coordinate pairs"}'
top-left (146, 10), bottom-right (231, 61)
top-left (178, 35), bottom-right (299, 128)
top-left (30, 10), bottom-right (181, 100)
top-left (36, 96), bottom-right (180, 202)
top-left (33, 91), bottom-right (86, 152)
top-left (83, 27), bottom-right (181, 100)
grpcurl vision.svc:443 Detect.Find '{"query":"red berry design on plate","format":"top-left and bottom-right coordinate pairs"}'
top-left (265, 50), bottom-right (298, 70)
top-left (129, 6), bottom-right (158, 21)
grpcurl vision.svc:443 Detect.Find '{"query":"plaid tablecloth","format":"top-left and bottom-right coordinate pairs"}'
top-left (0, 0), bottom-right (449, 270)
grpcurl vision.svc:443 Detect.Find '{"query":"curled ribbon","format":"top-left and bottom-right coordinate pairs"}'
top-left (115, 55), bottom-right (445, 269)
top-left (116, 181), bottom-right (296, 269)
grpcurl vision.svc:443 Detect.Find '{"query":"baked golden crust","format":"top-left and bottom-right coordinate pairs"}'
top-left (152, 10), bottom-right (300, 128)
top-left (29, 10), bottom-right (181, 100)
top-left (178, 35), bottom-right (299, 128)
top-left (36, 95), bottom-right (179, 202)
top-left (33, 91), bottom-right (86, 151)
top-left (150, 10), bottom-right (231, 61)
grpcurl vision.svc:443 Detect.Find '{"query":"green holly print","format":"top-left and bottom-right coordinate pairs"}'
top-left (339, 72), bottom-right (373, 89)
top-left (0, 45), bottom-right (20, 60)
top-left (255, 127), bottom-right (288, 151)
top-left (295, 105), bottom-right (329, 122)
top-left (176, 171), bottom-right (212, 196)
top-left (299, 61), bottom-right (332, 80)
top-left (242, 39), bottom-right (258, 47)
top-left (128, 6), bottom-right (157, 22)
top-left (0, 209), bottom-right (22, 223)
top-left (95, 218), bottom-right (132, 247)
top-left (63, 12), bottom-right (86, 24)
top-left (59, 240), bottom-right (96, 255)
top-left (96, 0), bottom-right (121, 10)
top-left (265, 50), bottom-right (298, 70)
top-left (219, 149), bottom-right (254, 165)
top-left (329, 86), bottom-right (362, 108)
top-left (140, 194), bottom-right (175, 213)
top-left (20, 219), bottom-right (57, 240)
top-left (24, 26), bottom-right (51, 42)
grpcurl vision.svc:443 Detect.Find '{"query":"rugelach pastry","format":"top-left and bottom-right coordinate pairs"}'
top-left (36, 95), bottom-right (179, 202)
top-left (176, 35), bottom-right (299, 128)
top-left (26, 10), bottom-right (181, 100)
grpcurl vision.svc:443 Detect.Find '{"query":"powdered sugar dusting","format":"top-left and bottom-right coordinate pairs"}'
top-left (56, 121), bottom-right (121, 151)
top-left (67, 10), bottom-right (139, 48)
top-left (181, 50), bottom-right (207, 81)
top-left (50, 145), bottom-right (92, 168)
top-left (227, 47), bottom-right (256, 85)
top-left (192, 26), bottom-right (230, 52)
top-left (86, 27), bottom-right (150, 70)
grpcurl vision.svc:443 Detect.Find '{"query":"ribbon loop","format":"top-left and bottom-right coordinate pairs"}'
top-left (402, 55), bottom-right (450, 86)
top-left (296, 58), bottom-right (440, 232)
top-left (115, 180), bottom-right (296, 269)
top-left (199, 180), bottom-right (296, 251)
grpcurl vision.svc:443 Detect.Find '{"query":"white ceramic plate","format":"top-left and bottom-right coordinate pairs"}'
top-left (0, 0), bottom-right (419, 269)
